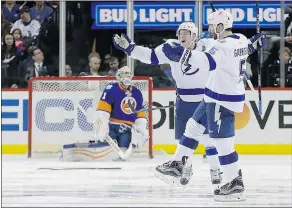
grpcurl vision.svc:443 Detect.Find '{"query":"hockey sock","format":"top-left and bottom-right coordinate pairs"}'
top-left (200, 135), bottom-right (220, 170)
top-left (205, 146), bottom-right (220, 170)
top-left (173, 135), bottom-right (198, 161)
top-left (215, 138), bottom-right (240, 183)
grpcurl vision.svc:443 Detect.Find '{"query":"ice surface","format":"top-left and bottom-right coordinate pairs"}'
top-left (2, 155), bottom-right (292, 207)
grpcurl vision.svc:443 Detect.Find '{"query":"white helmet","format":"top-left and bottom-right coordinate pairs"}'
top-left (176, 22), bottom-right (198, 37)
top-left (207, 10), bottom-right (233, 31)
top-left (116, 66), bottom-right (133, 86)
top-left (176, 22), bottom-right (198, 48)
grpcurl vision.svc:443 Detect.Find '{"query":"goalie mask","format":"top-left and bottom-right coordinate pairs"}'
top-left (176, 22), bottom-right (198, 49)
top-left (116, 66), bottom-right (133, 86)
top-left (207, 10), bottom-right (233, 39)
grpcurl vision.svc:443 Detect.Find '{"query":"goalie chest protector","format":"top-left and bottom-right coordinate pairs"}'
top-left (96, 82), bottom-right (146, 126)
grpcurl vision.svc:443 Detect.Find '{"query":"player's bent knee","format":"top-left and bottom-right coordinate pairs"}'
top-left (183, 118), bottom-right (205, 140)
top-left (214, 137), bottom-right (235, 156)
top-left (199, 134), bottom-right (214, 147)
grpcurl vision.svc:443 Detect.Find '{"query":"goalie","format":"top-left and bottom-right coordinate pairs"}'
top-left (62, 66), bottom-right (148, 161)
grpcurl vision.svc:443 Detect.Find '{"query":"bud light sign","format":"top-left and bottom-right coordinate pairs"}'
top-left (203, 1), bottom-right (286, 28)
top-left (91, 2), bottom-right (196, 29)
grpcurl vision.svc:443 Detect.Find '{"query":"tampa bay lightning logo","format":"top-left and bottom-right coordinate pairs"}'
top-left (120, 97), bottom-right (137, 114)
top-left (182, 64), bottom-right (199, 76)
top-left (181, 50), bottom-right (200, 76)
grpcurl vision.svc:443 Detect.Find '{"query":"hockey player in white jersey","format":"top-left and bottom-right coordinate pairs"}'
top-left (159, 10), bottom-right (249, 201)
top-left (113, 22), bottom-right (223, 189)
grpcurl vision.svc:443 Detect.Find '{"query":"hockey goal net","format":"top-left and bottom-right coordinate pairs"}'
top-left (28, 76), bottom-right (153, 158)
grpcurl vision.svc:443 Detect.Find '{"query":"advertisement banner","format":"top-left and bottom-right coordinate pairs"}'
top-left (91, 1), bottom-right (196, 29)
top-left (203, 1), bottom-right (285, 28)
top-left (90, 1), bottom-right (287, 30)
top-left (2, 90), bottom-right (292, 154)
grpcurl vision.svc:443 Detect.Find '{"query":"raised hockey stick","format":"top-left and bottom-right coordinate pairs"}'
top-left (209, 1), bottom-right (216, 12)
top-left (256, 0), bottom-right (262, 116)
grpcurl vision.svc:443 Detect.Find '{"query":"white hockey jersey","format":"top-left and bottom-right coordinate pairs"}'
top-left (130, 39), bottom-right (210, 102)
top-left (184, 34), bottom-right (249, 112)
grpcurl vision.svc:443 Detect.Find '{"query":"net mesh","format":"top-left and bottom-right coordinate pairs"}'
top-left (29, 77), bottom-right (152, 158)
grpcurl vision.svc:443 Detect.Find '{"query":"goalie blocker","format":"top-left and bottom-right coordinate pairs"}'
top-left (62, 66), bottom-right (148, 161)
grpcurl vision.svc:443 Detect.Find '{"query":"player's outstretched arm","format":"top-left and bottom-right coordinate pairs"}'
top-left (162, 43), bottom-right (219, 71)
top-left (113, 33), bottom-right (175, 65)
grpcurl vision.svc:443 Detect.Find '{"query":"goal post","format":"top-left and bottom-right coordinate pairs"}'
top-left (28, 76), bottom-right (153, 158)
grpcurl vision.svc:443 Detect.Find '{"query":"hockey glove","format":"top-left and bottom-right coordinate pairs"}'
top-left (112, 33), bottom-right (135, 56)
top-left (248, 33), bottom-right (266, 55)
top-left (162, 42), bottom-right (185, 62)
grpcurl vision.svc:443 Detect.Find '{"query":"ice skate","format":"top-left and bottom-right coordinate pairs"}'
top-left (214, 170), bottom-right (245, 202)
top-left (155, 156), bottom-right (192, 186)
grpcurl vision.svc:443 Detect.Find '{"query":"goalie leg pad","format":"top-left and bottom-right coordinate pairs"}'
top-left (61, 142), bottom-right (116, 161)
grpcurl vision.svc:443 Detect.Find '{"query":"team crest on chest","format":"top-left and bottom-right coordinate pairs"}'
top-left (120, 97), bottom-right (137, 114)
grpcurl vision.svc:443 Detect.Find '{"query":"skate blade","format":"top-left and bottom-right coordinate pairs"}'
top-left (214, 192), bottom-right (246, 202)
top-left (154, 171), bottom-right (182, 186)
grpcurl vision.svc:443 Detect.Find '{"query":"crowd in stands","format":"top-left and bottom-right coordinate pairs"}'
top-left (1, 1), bottom-right (292, 89)
top-left (260, 4), bottom-right (292, 87)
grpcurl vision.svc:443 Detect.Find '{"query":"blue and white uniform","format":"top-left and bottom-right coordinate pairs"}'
top-left (130, 39), bottom-right (209, 140)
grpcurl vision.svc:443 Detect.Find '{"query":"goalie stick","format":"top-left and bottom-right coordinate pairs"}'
top-left (77, 103), bottom-right (149, 160)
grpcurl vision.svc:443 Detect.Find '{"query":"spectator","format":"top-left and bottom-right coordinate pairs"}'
top-left (10, 6), bottom-right (41, 38)
top-left (19, 46), bottom-right (50, 87)
top-left (1, 33), bottom-right (20, 88)
top-left (82, 52), bottom-right (102, 76)
top-left (1, 33), bottom-right (17, 60)
top-left (119, 56), bottom-right (127, 68)
top-left (1, 8), bottom-right (13, 39)
top-left (65, 64), bottom-right (73, 76)
top-left (30, 1), bottom-right (54, 24)
top-left (1, 1), bottom-right (21, 23)
top-left (101, 53), bottom-right (111, 72)
top-left (268, 47), bottom-right (292, 87)
top-left (12, 28), bottom-right (25, 53)
top-left (281, 47), bottom-right (292, 64)
top-left (108, 56), bottom-right (119, 76)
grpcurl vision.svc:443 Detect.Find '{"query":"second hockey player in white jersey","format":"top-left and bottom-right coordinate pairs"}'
top-left (159, 10), bottom-right (249, 201)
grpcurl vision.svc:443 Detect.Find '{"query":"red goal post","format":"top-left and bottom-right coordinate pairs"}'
top-left (28, 76), bottom-right (153, 158)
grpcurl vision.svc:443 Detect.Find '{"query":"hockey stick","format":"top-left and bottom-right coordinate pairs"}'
top-left (38, 167), bottom-right (122, 171)
top-left (76, 103), bottom-right (129, 160)
top-left (127, 102), bottom-right (175, 114)
top-left (104, 134), bottom-right (128, 160)
top-left (256, 0), bottom-right (262, 116)
top-left (209, 1), bottom-right (216, 12)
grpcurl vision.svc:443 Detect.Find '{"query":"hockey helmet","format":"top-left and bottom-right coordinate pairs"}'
top-left (116, 66), bottom-right (133, 86)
